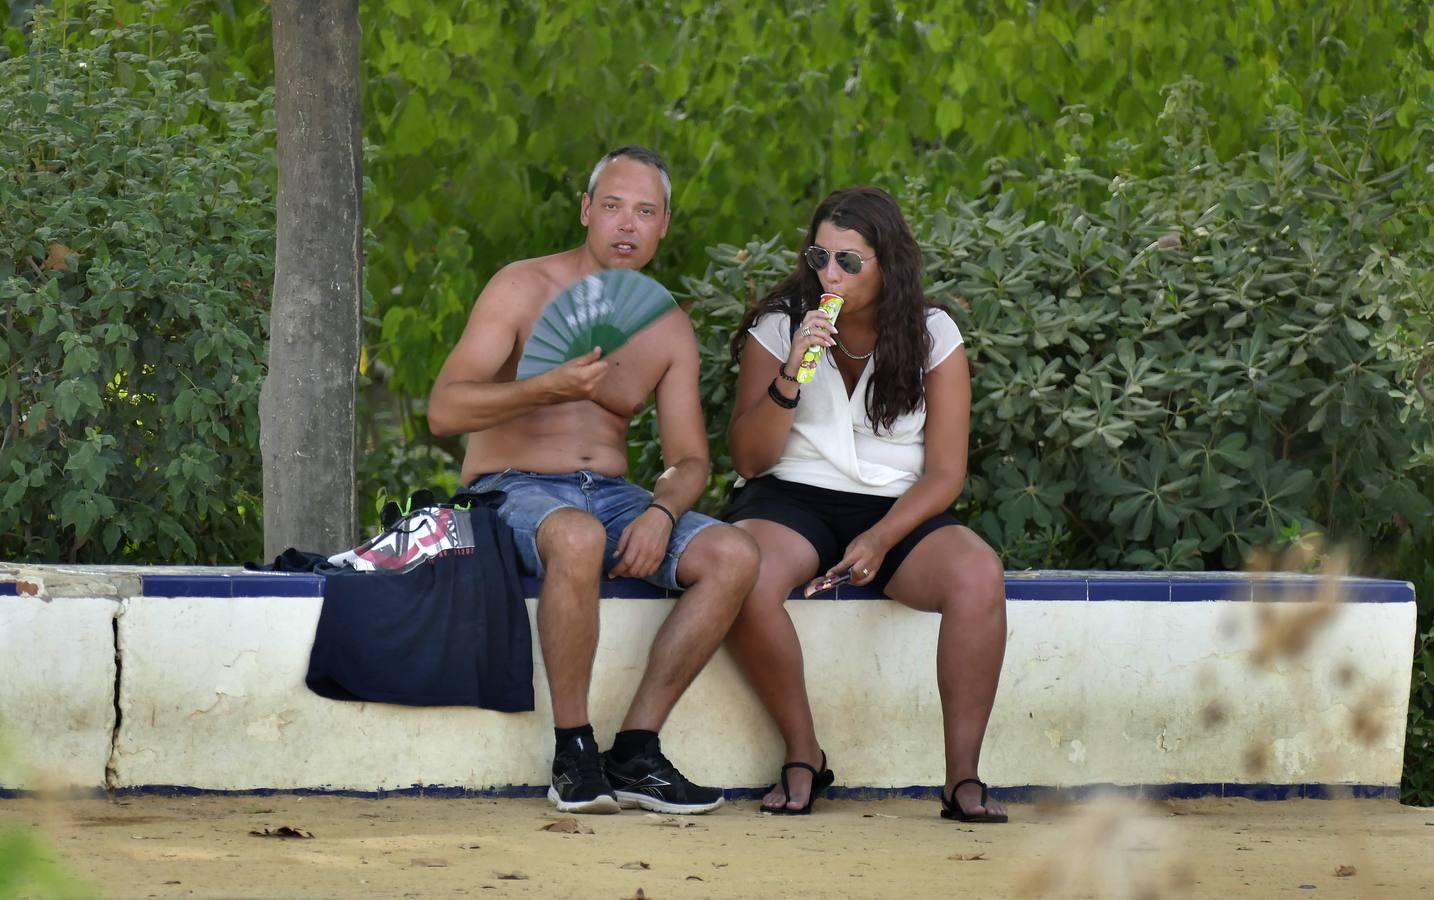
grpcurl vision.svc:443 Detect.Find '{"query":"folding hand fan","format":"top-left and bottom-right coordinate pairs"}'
top-left (516, 269), bottom-right (678, 379)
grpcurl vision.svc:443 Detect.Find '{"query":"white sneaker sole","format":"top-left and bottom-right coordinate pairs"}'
top-left (614, 791), bottom-right (724, 815)
top-left (547, 786), bottom-right (621, 814)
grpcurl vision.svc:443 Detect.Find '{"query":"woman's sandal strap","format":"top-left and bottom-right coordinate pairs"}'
top-left (764, 754), bottom-right (832, 813)
top-left (949, 777), bottom-right (989, 806)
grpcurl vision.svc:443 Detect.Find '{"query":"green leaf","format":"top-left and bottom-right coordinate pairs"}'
top-left (935, 96), bottom-right (964, 134)
top-left (390, 91), bottom-right (435, 155)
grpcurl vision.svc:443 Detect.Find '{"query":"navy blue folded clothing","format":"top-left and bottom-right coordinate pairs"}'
top-left (304, 503), bottom-right (534, 712)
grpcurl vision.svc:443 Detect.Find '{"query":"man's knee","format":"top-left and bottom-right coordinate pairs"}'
top-left (537, 509), bottom-right (607, 571)
top-left (683, 525), bottom-right (759, 592)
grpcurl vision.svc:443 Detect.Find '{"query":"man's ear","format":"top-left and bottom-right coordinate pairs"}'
top-left (580, 192), bottom-right (592, 227)
top-left (659, 207), bottom-right (671, 239)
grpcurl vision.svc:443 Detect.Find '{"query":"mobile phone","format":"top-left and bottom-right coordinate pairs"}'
top-left (803, 569), bottom-right (853, 598)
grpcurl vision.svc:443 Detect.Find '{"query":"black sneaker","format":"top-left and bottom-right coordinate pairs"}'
top-left (548, 735), bottom-right (620, 814)
top-left (603, 737), bottom-right (724, 814)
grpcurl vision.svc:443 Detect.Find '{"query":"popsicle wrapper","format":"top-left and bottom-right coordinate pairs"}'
top-left (796, 292), bottom-right (845, 384)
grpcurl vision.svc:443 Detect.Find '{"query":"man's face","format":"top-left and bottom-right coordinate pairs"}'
top-left (580, 157), bottom-right (670, 270)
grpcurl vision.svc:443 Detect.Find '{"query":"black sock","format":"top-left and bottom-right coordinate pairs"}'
top-left (607, 729), bottom-right (658, 764)
top-left (554, 723), bottom-right (596, 758)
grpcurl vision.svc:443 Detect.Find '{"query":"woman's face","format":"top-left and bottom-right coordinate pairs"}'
top-left (810, 221), bottom-right (881, 314)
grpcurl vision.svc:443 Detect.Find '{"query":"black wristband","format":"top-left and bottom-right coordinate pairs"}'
top-left (767, 377), bottom-right (799, 409)
top-left (646, 501), bottom-right (677, 527)
top-left (777, 362), bottom-right (799, 383)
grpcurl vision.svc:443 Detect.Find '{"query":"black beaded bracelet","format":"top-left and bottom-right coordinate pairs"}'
top-left (777, 362), bottom-right (799, 383)
top-left (767, 377), bottom-right (799, 409)
top-left (646, 501), bottom-right (677, 527)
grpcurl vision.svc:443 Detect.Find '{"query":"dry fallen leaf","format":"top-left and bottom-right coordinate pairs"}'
top-left (686, 875), bottom-right (704, 881)
top-left (43, 244), bottom-right (73, 272)
top-left (862, 813), bottom-right (899, 819)
top-left (410, 858), bottom-right (448, 868)
top-left (620, 861), bottom-right (651, 870)
top-left (624, 890), bottom-right (648, 900)
top-left (495, 872), bottom-right (528, 880)
top-left (458, 843), bottom-right (481, 850)
top-left (540, 817), bottom-right (594, 835)
top-left (1335, 864), bottom-right (1357, 877)
top-left (950, 852), bottom-right (987, 861)
top-left (249, 826), bottom-right (313, 839)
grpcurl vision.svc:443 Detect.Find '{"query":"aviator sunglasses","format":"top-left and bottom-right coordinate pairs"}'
top-left (804, 245), bottom-right (875, 276)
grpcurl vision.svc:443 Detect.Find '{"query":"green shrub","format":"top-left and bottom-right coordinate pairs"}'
top-left (675, 90), bottom-right (1434, 805)
top-left (668, 88), bottom-right (1434, 573)
top-left (0, 6), bottom-right (275, 562)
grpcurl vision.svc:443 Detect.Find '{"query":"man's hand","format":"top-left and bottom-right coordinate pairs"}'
top-left (538, 348), bottom-right (609, 402)
top-left (609, 506), bottom-right (673, 579)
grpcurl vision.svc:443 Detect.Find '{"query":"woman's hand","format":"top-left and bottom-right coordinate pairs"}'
top-left (829, 529), bottom-right (892, 587)
top-left (786, 308), bottom-right (838, 374)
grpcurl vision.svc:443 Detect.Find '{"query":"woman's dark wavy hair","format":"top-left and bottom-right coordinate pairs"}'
top-left (730, 186), bottom-right (933, 433)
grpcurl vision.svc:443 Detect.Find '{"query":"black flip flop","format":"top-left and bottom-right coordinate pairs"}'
top-left (940, 777), bottom-right (1008, 824)
top-left (760, 751), bottom-right (835, 815)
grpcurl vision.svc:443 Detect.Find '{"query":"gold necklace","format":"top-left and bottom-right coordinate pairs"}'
top-left (835, 337), bottom-right (873, 360)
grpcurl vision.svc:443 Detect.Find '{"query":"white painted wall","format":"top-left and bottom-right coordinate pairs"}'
top-left (113, 596), bottom-right (1412, 792)
top-left (0, 595), bottom-right (117, 791)
top-left (1, 567), bottom-right (1416, 794)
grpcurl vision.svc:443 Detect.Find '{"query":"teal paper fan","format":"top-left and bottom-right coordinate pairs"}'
top-left (516, 269), bottom-right (678, 379)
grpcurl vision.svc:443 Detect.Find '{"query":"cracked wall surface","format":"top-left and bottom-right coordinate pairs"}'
top-left (0, 575), bottom-right (121, 791)
top-left (0, 566), bottom-right (1418, 793)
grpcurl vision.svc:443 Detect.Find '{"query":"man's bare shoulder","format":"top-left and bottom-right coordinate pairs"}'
top-left (630, 305), bottom-right (698, 369)
top-left (647, 305), bottom-right (697, 344)
top-left (476, 256), bottom-right (570, 315)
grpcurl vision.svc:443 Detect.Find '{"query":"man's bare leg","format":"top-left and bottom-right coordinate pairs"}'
top-left (620, 524), bottom-right (758, 730)
top-left (601, 524), bottom-right (757, 814)
top-left (534, 508), bottom-right (621, 814)
top-left (534, 508), bottom-right (608, 727)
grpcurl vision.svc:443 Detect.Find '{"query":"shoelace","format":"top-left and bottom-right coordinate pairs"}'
top-left (575, 751), bottom-right (606, 783)
top-left (648, 749), bottom-right (686, 782)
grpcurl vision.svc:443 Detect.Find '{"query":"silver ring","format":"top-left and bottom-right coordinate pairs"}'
top-left (802, 327), bottom-right (812, 337)
top-left (861, 567), bottom-right (871, 576)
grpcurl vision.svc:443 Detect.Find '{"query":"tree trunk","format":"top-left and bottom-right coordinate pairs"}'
top-left (260, 0), bottom-right (363, 558)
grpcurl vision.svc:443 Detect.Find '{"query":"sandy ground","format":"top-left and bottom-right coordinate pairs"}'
top-left (4, 794), bottom-right (1434, 899)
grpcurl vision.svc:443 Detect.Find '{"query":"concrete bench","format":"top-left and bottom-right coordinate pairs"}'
top-left (0, 565), bottom-right (1415, 801)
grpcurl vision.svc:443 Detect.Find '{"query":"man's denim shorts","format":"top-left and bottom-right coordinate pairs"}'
top-left (468, 469), bottom-right (721, 591)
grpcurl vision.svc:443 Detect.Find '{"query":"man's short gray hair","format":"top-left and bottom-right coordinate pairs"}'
top-left (586, 145), bottom-right (672, 211)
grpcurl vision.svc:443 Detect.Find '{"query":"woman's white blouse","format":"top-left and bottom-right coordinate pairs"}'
top-left (746, 307), bottom-right (963, 497)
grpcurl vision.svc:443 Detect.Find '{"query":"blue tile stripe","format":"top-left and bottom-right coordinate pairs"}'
top-left (0, 781), bottom-right (1397, 802)
top-left (4, 571), bottom-right (1413, 604)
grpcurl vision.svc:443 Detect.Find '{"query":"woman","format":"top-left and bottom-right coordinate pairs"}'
top-left (723, 187), bottom-right (1008, 822)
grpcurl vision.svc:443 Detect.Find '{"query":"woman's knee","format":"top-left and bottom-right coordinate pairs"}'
top-left (970, 544), bottom-right (1006, 598)
top-left (945, 544), bottom-right (1006, 616)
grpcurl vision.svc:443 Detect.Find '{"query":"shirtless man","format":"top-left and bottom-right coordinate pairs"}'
top-left (428, 146), bottom-right (758, 815)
